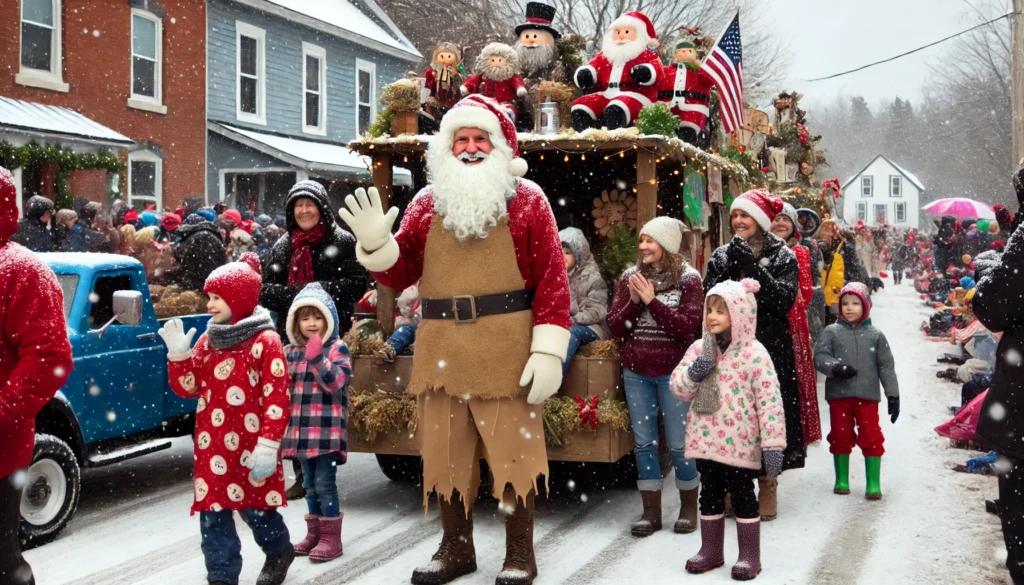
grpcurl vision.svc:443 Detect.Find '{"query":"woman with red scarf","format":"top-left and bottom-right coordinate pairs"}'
top-left (261, 180), bottom-right (367, 344)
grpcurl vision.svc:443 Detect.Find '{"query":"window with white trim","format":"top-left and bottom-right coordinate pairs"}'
top-left (873, 204), bottom-right (887, 225)
top-left (895, 202), bottom-right (906, 223)
top-left (861, 176), bottom-right (873, 197)
top-left (302, 42), bottom-right (327, 135)
top-left (131, 9), bottom-right (162, 103)
top-left (20, 0), bottom-right (62, 81)
top-left (355, 59), bottom-right (376, 137)
top-left (856, 202), bottom-right (867, 221)
top-left (128, 150), bottom-right (162, 211)
top-left (236, 21), bottom-right (266, 124)
top-left (890, 175), bottom-right (902, 198)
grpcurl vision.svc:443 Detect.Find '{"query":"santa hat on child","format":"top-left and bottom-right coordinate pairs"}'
top-left (730, 189), bottom-right (784, 233)
top-left (838, 282), bottom-right (872, 321)
top-left (640, 216), bottom-right (688, 254)
top-left (435, 94), bottom-right (528, 177)
top-left (204, 252), bottom-right (263, 324)
top-left (611, 11), bottom-right (659, 48)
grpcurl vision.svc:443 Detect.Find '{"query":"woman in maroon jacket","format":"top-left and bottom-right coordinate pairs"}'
top-left (608, 217), bottom-right (703, 538)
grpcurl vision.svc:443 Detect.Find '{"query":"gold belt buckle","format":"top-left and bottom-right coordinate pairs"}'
top-left (451, 295), bottom-right (477, 324)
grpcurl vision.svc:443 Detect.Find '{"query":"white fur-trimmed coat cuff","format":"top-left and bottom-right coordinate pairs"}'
top-left (167, 351), bottom-right (193, 362)
top-left (355, 236), bottom-right (400, 272)
top-left (257, 437), bottom-right (280, 449)
top-left (530, 324), bottom-right (571, 363)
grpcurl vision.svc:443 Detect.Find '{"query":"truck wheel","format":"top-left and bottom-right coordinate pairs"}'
top-left (19, 434), bottom-right (81, 549)
top-left (375, 454), bottom-right (422, 482)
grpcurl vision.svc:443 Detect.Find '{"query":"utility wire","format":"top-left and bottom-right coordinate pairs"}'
top-left (803, 11), bottom-right (1013, 82)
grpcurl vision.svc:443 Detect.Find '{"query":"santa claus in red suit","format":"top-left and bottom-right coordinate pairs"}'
top-left (461, 43), bottom-right (528, 122)
top-left (659, 40), bottom-right (715, 146)
top-left (340, 95), bottom-right (570, 585)
top-left (570, 11), bottom-right (663, 131)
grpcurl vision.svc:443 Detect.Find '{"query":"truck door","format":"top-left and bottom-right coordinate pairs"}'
top-left (80, 269), bottom-right (165, 442)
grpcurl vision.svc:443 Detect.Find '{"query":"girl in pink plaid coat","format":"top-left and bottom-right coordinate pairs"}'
top-left (281, 283), bottom-right (352, 562)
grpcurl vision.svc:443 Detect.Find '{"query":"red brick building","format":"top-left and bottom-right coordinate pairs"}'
top-left (0, 0), bottom-right (206, 212)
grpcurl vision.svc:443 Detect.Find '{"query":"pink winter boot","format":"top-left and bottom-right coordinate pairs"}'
top-left (293, 515), bottom-right (320, 556)
top-left (309, 514), bottom-right (343, 562)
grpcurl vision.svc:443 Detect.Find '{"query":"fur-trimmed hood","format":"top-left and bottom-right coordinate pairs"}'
top-left (286, 282), bottom-right (341, 346)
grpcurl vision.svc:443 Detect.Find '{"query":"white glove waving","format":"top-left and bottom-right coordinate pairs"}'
top-left (245, 438), bottom-right (280, 481)
top-left (158, 318), bottom-right (197, 356)
top-left (521, 352), bottom-right (563, 405)
top-left (338, 187), bottom-right (400, 253)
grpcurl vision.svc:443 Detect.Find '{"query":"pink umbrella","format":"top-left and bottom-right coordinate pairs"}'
top-left (921, 198), bottom-right (996, 219)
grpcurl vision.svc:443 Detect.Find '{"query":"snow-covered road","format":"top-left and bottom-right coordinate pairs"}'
top-left (24, 283), bottom-right (1009, 584)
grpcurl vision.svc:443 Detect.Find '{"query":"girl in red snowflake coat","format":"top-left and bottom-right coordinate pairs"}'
top-left (160, 252), bottom-right (294, 585)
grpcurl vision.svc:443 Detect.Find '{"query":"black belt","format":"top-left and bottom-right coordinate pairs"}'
top-left (674, 90), bottom-right (709, 101)
top-left (607, 82), bottom-right (620, 88)
top-left (421, 289), bottom-right (535, 324)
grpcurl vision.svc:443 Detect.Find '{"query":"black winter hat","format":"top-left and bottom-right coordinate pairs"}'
top-left (25, 195), bottom-right (54, 220)
top-left (285, 180), bottom-right (336, 232)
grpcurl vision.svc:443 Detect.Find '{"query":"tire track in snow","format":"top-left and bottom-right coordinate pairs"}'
top-left (67, 535), bottom-right (198, 585)
top-left (559, 531), bottom-right (637, 585)
top-left (808, 498), bottom-right (883, 584)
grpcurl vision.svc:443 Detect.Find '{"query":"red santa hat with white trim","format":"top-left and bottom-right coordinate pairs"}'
top-left (730, 189), bottom-right (784, 233)
top-left (435, 94), bottom-right (528, 177)
top-left (204, 252), bottom-right (263, 324)
top-left (611, 11), bottom-right (659, 49)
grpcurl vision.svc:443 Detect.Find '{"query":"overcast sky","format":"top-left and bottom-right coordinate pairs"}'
top-left (759, 0), bottom-right (1005, 109)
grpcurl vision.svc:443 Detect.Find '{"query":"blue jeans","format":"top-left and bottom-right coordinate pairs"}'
top-left (299, 453), bottom-right (340, 517)
top-left (200, 508), bottom-right (291, 585)
top-left (623, 368), bottom-right (699, 491)
top-left (563, 325), bottom-right (600, 375)
top-left (387, 324), bottom-right (418, 354)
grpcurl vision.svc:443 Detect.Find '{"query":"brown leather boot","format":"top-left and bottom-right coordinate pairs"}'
top-left (674, 487), bottom-right (699, 534)
top-left (630, 490), bottom-right (662, 537)
top-left (411, 492), bottom-right (477, 585)
top-left (758, 477), bottom-right (778, 521)
top-left (495, 491), bottom-right (537, 585)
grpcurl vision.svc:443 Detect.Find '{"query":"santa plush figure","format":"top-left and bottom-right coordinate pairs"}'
top-left (570, 11), bottom-right (662, 131)
top-left (341, 95), bottom-right (571, 585)
top-left (461, 43), bottom-right (528, 122)
top-left (659, 40), bottom-right (715, 145)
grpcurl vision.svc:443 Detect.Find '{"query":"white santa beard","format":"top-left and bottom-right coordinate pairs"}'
top-left (479, 62), bottom-right (517, 82)
top-left (427, 146), bottom-right (517, 242)
top-left (517, 43), bottom-right (555, 76)
top-left (601, 36), bottom-right (646, 66)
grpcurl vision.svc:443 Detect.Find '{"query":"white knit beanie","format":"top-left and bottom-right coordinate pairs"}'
top-left (639, 216), bottom-right (687, 254)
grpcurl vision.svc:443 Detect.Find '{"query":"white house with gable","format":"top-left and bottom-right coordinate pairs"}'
top-left (840, 154), bottom-right (924, 228)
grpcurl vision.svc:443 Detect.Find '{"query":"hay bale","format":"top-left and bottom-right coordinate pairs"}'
top-left (580, 339), bottom-right (620, 359)
top-left (380, 79), bottom-right (421, 113)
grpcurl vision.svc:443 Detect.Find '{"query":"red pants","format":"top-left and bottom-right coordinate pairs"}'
top-left (571, 92), bottom-right (650, 125)
top-left (827, 398), bottom-right (885, 457)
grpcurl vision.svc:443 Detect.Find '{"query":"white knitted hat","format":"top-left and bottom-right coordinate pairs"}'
top-left (639, 216), bottom-right (688, 254)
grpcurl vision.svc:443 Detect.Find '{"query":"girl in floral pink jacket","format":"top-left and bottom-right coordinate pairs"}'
top-left (670, 278), bottom-right (786, 581)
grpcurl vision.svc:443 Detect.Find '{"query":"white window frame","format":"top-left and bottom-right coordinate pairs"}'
top-left (13, 169), bottom-right (24, 219)
top-left (889, 175), bottom-right (902, 198)
top-left (355, 59), bottom-right (377, 138)
top-left (235, 21), bottom-right (267, 125)
top-left (856, 202), bottom-right (867, 221)
top-left (127, 8), bottom-right (166, 114)
top-left (128, 150), bottom-right (163, 211)
top-left (861, 175), bottom-right (873, 197)
top-left (301, 42), bottom-right (327, 136)
top-left (873, 203), bottom-right (887, 225)
top-left (895, 201), bottom-right (906, 223)
top-left (17, 0), bottom-right (68, 92)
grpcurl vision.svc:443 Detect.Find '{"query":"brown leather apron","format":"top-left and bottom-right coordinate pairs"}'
top-left (408, 216), bottom-right (533, 400)
top-left (411, 216), bottom-right (547, 508)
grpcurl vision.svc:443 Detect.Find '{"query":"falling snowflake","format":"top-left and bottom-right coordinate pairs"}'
top-left (89, 385), bottom-right (101, 397)
top-left (106, 410), bottom-right (117, 422)
top-left (438, 360), bottom-right (447, 370)
top-left (1006, 349), bottom-right (1022, 367)
top-left (580, 493), bottom-right (588, 502)
top-left (989, 402), bottom-right (1006, 422)
top-left (566, 479), bottom-right (576, 491)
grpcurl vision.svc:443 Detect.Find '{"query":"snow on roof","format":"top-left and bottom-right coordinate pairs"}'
top-left (213, 123), bottom-right (412, 185)
top-left (37, 252), bottom-right (143, 273)
top-left (841, 154), bottom-right (925, 192)
top-left (0, 97), bottom-right (134, 147)
top-left (263, 0), bottom-right (421, 59)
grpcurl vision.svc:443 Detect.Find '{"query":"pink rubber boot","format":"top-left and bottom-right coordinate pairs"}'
top-left (309, 514), bottom-right (343, 562)
top-left (293, 515), bottom-right (320, 556)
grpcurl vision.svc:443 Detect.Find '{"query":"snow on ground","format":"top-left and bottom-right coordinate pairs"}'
top-left (24, 282), bottom-right (1008, 584)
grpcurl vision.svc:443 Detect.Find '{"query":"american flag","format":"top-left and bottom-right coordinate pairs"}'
top-left (700, 13), bottom-right (745, 134)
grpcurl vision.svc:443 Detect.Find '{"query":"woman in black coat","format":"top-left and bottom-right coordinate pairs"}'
top-left (260, 180), bottom-right (367, 338)
top-left (165, 215), bottom-right (227, 291)
top-left (703, 190), bottom-right (805, 520)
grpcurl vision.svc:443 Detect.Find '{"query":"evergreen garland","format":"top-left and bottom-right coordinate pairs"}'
top-left (0, 141), bottom-right (124, 208)
top-left (635, 103), bottom-right (679, 137)
top-left (596, 222), bottom-right (638, 284)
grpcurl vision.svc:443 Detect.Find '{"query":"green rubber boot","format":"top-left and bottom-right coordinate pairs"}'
top-left (865, 456), bottom-right (882, 500)
top-left (833, 455), bottom-right (850, 495)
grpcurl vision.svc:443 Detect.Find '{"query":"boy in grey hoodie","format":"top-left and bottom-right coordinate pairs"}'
top-left (814, 282), bottom-right (900, 500)
top-left (559, 227), bottom-right (611, 375)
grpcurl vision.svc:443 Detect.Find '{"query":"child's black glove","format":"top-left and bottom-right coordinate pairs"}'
top-left (832, 364), bottom-right (857, 379)
top-left (887, 396), bottom-right (900, 423)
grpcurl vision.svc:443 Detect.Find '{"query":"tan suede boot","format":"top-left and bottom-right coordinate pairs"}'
top-left (758, 477), bottom-right (778, 521)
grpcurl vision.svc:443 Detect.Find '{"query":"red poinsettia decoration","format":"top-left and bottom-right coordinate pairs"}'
top-left (573, 395), bottom-right (600, 430)
top-left (796, 123), bottom-right (811, 143)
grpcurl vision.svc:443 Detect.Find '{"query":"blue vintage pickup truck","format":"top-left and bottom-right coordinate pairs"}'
top-left (21, 253), bottom-right (207, 547)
